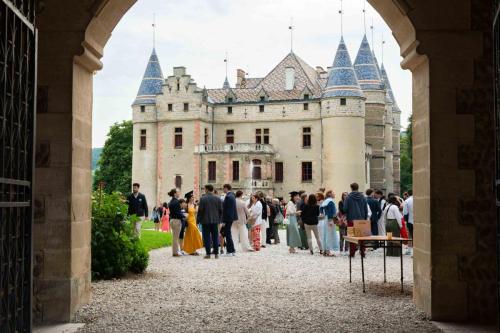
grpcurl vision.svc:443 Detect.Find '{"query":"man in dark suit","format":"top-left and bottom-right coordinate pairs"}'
top-left (127, 183), bottom-right (149, 237)
top-left (366, 189), bottom-right (382, 236)
top-left (197, 184), bottom-right (223, 259)
top-left (222, 184), bottom-right (238, 256)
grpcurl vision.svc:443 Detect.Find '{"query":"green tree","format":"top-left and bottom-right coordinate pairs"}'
top-left (400, 115), bottom-right (413, 193)
top-left (93, 120), bottom-right (133, 194)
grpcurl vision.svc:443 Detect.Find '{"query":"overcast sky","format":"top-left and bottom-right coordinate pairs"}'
top-left (92, 0), bottom-right (412, 148)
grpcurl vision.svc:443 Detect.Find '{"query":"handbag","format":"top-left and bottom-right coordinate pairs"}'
top-left (247, 216), bottom-right (256, 226)
top-left (275, 211), bottom-right (284, 225)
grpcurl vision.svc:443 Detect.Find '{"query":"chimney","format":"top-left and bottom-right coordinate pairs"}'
top-left (236, 69), bottom-right (246, 87)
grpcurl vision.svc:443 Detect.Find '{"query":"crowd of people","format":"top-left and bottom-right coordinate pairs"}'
top-left (126, 182), bottom-right (414, 259)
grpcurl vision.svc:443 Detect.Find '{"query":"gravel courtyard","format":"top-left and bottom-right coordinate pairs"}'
top-left (75, 233), bottom-right (439, 333)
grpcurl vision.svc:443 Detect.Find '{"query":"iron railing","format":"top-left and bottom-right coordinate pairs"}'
top-left (0, 0), bottom-right (36, 332)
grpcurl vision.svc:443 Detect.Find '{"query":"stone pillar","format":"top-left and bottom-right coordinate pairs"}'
top-left (33, 0), bottom-right (137, 323)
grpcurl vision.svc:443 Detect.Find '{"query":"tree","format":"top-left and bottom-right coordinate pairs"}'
top-left (93, 120), bottom-right (133, 194)
top-left (400, 115), bottom-right (413, 193)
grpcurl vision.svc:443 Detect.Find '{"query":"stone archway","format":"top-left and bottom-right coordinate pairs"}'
top-left (33, 0), bottom-right (496, 325)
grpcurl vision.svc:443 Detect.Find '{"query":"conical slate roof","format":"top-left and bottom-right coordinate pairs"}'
top-left (354, 35), bottom-right (384, 91)
top-left (133, 48), bottom-right (164, 105)
top-left (323, 37), bottom-right (363, 98)
top-left (381, 64), bottom-right (400, 111)
top-left (223, 77), bottom-right (231, 89)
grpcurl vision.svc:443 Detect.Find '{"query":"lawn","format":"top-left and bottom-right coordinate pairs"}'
top-left (141, 220), bottom-right (155, 230)
top-left (140, 230), bottom-right (172, 252)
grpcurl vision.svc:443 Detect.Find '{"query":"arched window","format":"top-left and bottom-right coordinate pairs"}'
top-left (252, 159), bottom-right (262, 180)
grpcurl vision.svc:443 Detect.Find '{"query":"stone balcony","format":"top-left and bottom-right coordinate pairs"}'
top-left (195, 143), bottom-right (274, 154)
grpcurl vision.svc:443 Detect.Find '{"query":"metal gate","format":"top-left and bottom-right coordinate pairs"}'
top-left (495, 0), bottom-right (500, 327)
top-left (0, 0), bottom-right (36, 332)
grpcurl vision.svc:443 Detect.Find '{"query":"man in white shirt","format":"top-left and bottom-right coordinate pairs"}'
top-left (403, 190), bottom-right (414, 255)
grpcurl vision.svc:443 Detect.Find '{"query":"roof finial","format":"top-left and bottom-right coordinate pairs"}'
top-left (289, 17), bottom-right (294, 52)
top-left (224, 52), bottom-right (228, 78)
top-left (370, 17), bottom-right (374, 51)
top-left (363, 0), bottom-right (366, 35)
top-left (381, 33), bottom-right (386, 64)
top-left (152, 13), bottom-right (156, 49)
top-left (339, 0), bottom-right (343, 37)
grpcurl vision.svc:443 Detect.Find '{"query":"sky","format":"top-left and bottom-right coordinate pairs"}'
top-left (92, 0), bottom-right (412, 148)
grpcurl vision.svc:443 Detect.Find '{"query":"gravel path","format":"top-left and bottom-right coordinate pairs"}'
top-left (75, 231), bottom-right (439, 333)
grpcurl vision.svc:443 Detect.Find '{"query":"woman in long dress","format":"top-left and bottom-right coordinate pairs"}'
top-left (286, 191), bottom-right (302, 253)
top-left (319, 191), bottom-right (339, 256)
top-left (249, 194), bottom-right (263, 251)
top-left (182, 194), bottom-right (204, 255)
top-left (160, 202), bottom-right (170, 232)
top-left (382, 196), bottom-right (403, 257)
top-left (337, 192), bottom-right (348, 254)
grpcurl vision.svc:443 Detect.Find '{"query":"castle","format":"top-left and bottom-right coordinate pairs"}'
top-left (131, 35), bottom-right (402, 205)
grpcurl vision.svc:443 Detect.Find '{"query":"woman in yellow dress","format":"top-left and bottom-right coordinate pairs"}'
top-left (182, 192), bottom-right (204, 255)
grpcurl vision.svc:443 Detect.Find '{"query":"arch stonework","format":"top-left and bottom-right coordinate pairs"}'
top-left (33, 0), bottom-right (496, 324)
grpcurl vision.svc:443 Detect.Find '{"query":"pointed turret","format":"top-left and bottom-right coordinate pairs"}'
top-left (381, 64), bottom-right (400, 111)
top-left (223, 77), bottom-right (231, 89)
top-left (354, 35), bottom-right (384, 91)
top-left (323, 37), bottom-right (363, 98)
top-left (133, 48), bottom-right (164, 105)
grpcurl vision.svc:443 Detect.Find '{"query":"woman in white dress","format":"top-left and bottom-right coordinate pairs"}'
top-left (249, 194), bottom-right (263, 251)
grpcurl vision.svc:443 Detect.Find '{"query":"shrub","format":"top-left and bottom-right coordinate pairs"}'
top-left (91, 191), bottom-right (149, 280)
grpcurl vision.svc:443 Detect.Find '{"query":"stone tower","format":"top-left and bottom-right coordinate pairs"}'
top-left (374, 54), bottom-right (394, 194)
top-left (131, 48), bottom-right (164, 206)
top-left (354, 35), bottom-right (387, 192)
top-left (381, 64), bottom-right (402, 194)
top-left (321, 37), bottom-right (367, 197)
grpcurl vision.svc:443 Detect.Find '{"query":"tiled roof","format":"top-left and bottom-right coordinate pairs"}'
top-left (133, 49), bottom-right (164, 105)
top-left (381, 64), bottom-right (400, 111)
top-left (354, 35), bottom-right (384, 91)
top-left (207, 52), bottom-right (323, 104)
top-left (323, 37), bottom-right (363, 98)
top-left (255, 52), bottom-right (322, 97)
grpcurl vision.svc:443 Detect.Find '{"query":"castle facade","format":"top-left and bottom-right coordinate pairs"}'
top-left (131, 35), bottom-right (402, 204)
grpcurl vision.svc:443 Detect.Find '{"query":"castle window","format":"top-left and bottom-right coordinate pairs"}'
top-left (168, 103), bottom-right (173, 111)
top-left (302, 127), bottom-right (311, 148)
top-left (255, 129), bottom-right (262, 144)
top-left (232, 161), bottom-right (240, 181)
top-left (140, 105), bottom-right (145, 113)
top-left (140, 129), bottom-right (146, 150)
top-left (260, 96), bottom-right (265, 102)
top-left (340, 98), bottom-right (347, 106)
top-left (226, 129), bottom-right (234, 144)
top-left (175, 175), bottom-right (182, 189)
top-left (304, 94), bottom-right (310, 100)
top-left (204, 128), bottom-right (209, 144)
top-left (252, 159), bottom-right (262, 180)
top-left (263, 128), bottom-right (269, 144)
top-left (228, 97), bottom-right (234, 103)
top-left (208, 161), bottom-right (216, 182)
top-left (227, 106), bottom-right (233, 114)
top-left (183, 103), bottom-right (189, 111)
top-left (303, 103), bottom-right (309, 111)
top-left (301, 162), bottom-right (313, 182)
top-left (177, 80), bottom-right (180, 91)
top-left (275, 162), bottom-right (283, 183)
top-left (259, 105), bottom-right (265, 112)
top-left (174, 127), bottom-right (183, 149)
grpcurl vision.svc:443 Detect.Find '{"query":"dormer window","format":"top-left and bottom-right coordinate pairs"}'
top-left (228, 97), bottom-right (234, 103)
top-left (260, 96), bottom-right (265, 102)
top-left (340, 98), bottom-right (347, 106)
top-left (304, 94), bottom-right (310, 100)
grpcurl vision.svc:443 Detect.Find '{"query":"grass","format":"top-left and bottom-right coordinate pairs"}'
top-left (140, 230), bottom-right (172, 252)
top-left (141, 220), bottom-right (155, 230)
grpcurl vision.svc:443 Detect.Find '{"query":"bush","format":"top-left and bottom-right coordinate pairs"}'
top-left (91, 191), bottom-right (149, 280)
